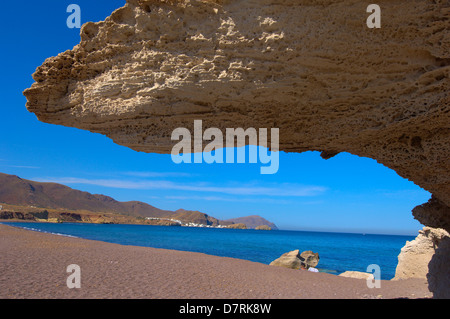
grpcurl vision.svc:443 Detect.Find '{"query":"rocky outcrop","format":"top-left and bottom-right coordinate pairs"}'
top-left (0, 208), bottom-right (143, 224)
top-left (23, 0), bottom-right (450, 297)
top-left (270, 249), bottom-right (319, 269)
top-left (59, 212), bottom-right (83, 222)
top-left (147, 219), bottom-right (181, 226)
top-left (394, 227), bottom-right (449, 280)
top-left (0, 211), bottom-right (37, 221)
top-left (427, 235), bottom-right (450, 299)
top-left (23, 0), bottom-right (450, 207)
top-left (255, 225), bottom-right (271, 230)
top-left (270, 250), bottom-right (302, 269)
top-left (299, 250), bottom-right (320, 268)
top-left (227, 223), bottom-right (247, 229)
top-left (412, 196), bottom-right (450, 232)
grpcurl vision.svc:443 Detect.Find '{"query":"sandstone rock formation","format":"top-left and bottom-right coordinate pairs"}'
top-left (270, 249), bottom-right (320, 270)
top-left (427, 234), bottom-right (450, 299)
top-left (226, 223), bottom-right (247, 229)
top-left (394, 227), bottom-right (449, 280)
top-left (270, 249), bottom-right (302, 269)
top-left (255, 225), bottom-right (271, 230)
top-left (22, 0), bottom-right (450, 297)
top-left (0, 211), bottom-right (39, 221)
top-left (299, 250), bottom-right (320, 268)
top-left (393, 226), bottom-right (450, 299)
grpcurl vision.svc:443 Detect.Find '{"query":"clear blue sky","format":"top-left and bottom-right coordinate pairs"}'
top-left (0, 1), bottom-right (430, 235)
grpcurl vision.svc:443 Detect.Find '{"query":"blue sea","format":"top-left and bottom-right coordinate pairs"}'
top-left (2, 222), bottom-right (413, 280)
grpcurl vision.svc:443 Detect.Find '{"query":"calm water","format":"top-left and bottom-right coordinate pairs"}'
top-left (2, 222), bottom-right (413, 280)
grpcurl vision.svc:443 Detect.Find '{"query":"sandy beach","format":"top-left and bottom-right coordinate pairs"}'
top-left (0, 223), bottom-right (432, 299)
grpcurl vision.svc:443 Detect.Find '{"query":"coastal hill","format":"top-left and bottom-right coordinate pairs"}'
top-left (0, 173), bottom-right (268, 228)
top-left (224, 215), bottom-right (278, 230)
top-left (171, 209), bottom-right (233, 227)
top-left (0, 172), bottom-right (171, 217)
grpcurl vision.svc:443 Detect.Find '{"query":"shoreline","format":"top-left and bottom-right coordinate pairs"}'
top-left (0, 220), bottom-right (404, 279)
top-left (0, 223), bottom-right (432, 299)
top-left (0, 218), bottom-right (418, 237)
top-left (2, 221), bottom-right (339, 276)
top-left (0, 221), bottom-right (82, 239)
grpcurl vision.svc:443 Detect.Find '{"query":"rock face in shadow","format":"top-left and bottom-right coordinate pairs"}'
top-left (23, 0), bottom-right (449, 297)
top-left (413, 196), bottom-right (450, 232)
top-left (427, 235), bottom-right (450, 299)
top-left (394, 227), bottom-right (449, 281)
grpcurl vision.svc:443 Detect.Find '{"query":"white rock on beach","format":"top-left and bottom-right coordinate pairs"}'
top-left (338, 271), bottom-right (374, 281)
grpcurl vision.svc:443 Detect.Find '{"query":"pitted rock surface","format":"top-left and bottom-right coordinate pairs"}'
top-left (23, 0), bottom-right (450, 297)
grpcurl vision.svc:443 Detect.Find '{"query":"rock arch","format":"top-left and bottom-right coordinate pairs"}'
top-left (23, 0), bottom-right (449, 297)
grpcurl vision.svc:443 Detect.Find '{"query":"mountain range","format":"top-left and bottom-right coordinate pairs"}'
top-left (0, 172), bottom-right (277, 229)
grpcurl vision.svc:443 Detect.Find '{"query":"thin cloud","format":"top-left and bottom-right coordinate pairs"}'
top-left (3, 165), bottom-right (40, 169)
top-left (122, 171), bottom-right (193, 178)
top-left (35, 177), bottom-right (327, 198)
top-left (164, 195), bottom-right (293, 204)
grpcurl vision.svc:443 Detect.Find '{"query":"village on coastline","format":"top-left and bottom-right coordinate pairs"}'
top-left (145, 217), bottom-right (226, 228)
top-left (0, 173), bottom-right (275, 231)
top-left (0, 203), bottom-right (273, 231)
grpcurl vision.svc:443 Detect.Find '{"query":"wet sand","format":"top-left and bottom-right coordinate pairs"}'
top-left (0, 224), bottom-right (432, 299)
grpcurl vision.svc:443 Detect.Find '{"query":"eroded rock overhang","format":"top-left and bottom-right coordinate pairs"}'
top-left (23, 0), bottom-right (449, 229)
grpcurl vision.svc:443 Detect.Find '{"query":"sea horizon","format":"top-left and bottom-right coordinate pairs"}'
top-left (266, 226), bottom-right (418, 237)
